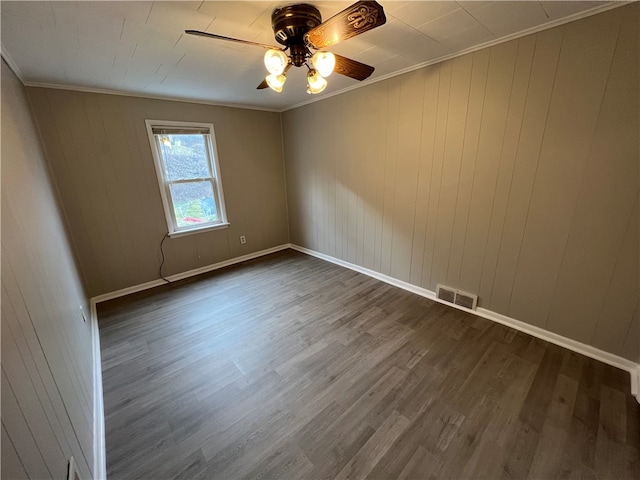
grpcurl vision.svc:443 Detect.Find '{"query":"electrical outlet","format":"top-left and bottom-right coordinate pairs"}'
top-left (240, 235), bottom-right (246, 244)
top-left (79, 306), bottom-right (86, 323)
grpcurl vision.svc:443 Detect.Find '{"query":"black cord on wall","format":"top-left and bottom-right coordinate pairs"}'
top-left (159, 233), bottom-right (172, 283)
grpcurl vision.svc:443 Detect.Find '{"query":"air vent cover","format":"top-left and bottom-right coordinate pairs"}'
top-left (454, 291), bottom-right (477, 310)
top-left (436, 284), bottom-right (478, 310)
top-left (436, 285), bottom-right (456, 303)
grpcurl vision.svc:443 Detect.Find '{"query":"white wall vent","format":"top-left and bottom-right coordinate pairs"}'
top-left (436, 285), bottom-right (478, 310)
top-left (436, 285), bottom-right (456, 303)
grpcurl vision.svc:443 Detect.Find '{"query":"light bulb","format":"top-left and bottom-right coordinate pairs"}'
top-left (264, 49), bottom-right (288, 75)
top-left (306, 69), bottom-right (327, 94)
top-left (266, 73), bottom-right (286, 92)
top-left (311, 51), bottom-right (336, 78)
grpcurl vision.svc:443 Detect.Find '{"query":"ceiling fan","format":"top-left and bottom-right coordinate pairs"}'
top-left (185, 1), bottom-right (386, 95)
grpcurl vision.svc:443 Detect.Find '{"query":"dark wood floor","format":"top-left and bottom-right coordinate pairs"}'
top-left (98, 249), bottom-right (639, 480)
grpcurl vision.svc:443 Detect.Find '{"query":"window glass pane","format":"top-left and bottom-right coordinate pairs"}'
top-left (169, 181), bottom-right (218, 227)
top-left (158, 134), bottom-right (211, 181)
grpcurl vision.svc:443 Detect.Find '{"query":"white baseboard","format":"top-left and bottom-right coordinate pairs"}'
top-left (632, 366), bottom-right (640, 401)
top-left (89, 243), bottom-right (290, 475)
top-left (89, 237), bottom-right (639, 478)
top-left (90, 301), bottom-right (106, 480)
top-left (289, 244), bottom-right (640, 403)
top-left (91, 244), bottom-right (290, 304)
top-left (88, 241), bottom-right (640, 478)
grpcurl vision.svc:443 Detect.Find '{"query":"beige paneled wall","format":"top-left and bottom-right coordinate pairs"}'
top-left (1, 61), bottom-right (94, 478)
top-left (27, 89), bottom-right (289, 297)
top-left (283, 4), bottom-right (639, 361)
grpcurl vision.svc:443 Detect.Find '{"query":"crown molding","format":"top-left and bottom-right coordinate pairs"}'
top-left (7, 1), bottom-right (629, 114)
top-left (284, 1), bottom-right (627, 112)
top-left (22, 81), bottom-right (282, 113)
top-left (1, 44), bottom-right (25, 83)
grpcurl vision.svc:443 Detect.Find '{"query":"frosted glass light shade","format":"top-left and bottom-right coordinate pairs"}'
top-left (264, 49), bottom-right (288, 75)
top-left (311, 51), bottom-right (335, 78)
top-left (306, 69), bottom-right (327, 94)
top-left (266, 73), bottom-right (287, 92)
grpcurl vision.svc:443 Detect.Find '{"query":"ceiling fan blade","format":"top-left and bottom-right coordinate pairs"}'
top-left (333, 54), bottom-right (375, 81)
top-left (257, 79), bottom-right (269, 90)
top-left (185, 30), bottom-right (277, 50)
top-left (305, 1), bottom-right (386, 49)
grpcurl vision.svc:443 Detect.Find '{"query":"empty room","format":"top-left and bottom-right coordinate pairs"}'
top-left (2, 1), bottom-right (638, 479)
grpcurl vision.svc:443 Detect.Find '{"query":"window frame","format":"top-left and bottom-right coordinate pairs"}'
top-left (145, 119), bottom-right (229, 237)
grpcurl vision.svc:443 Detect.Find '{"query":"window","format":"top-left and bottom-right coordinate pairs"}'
top-left (146, 120), bottom-right (228, 236)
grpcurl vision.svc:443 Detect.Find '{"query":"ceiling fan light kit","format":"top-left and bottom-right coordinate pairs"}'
top-left (266, 73), bottom-right (287, 93)
top-left (306, 69), bottom-right (328, 94)
top-left (185, 1), bottom-right (386, 95)
top-left (263, 49), bottom-right (334, 95)
top-left (311, 51), bottom-right (336, 78)
top-left (264, 49), bottom-right (289, 76)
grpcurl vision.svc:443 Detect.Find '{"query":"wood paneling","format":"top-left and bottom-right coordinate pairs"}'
top-left (489, 25), bottom-right (564, 314)
top-left (27, 87), bottom-right (290, 297)
top-left (546, 9), bottom-right (639, 344)
top-left (508, 9), bottom-right (622, 328)
top-left (1, 61), bottom-right (94, 479)
top-left (283, 4), bottom-right (639, 361)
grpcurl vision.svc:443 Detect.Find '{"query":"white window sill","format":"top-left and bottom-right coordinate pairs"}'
top-left (168, 222), bottom-right (230, 238)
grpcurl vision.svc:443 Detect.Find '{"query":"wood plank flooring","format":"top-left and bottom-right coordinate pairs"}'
top-left (98, 249), bottom-right (640, 480)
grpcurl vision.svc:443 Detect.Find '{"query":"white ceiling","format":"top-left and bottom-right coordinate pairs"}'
top-left (1, 1), bottom-right (621, 111)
